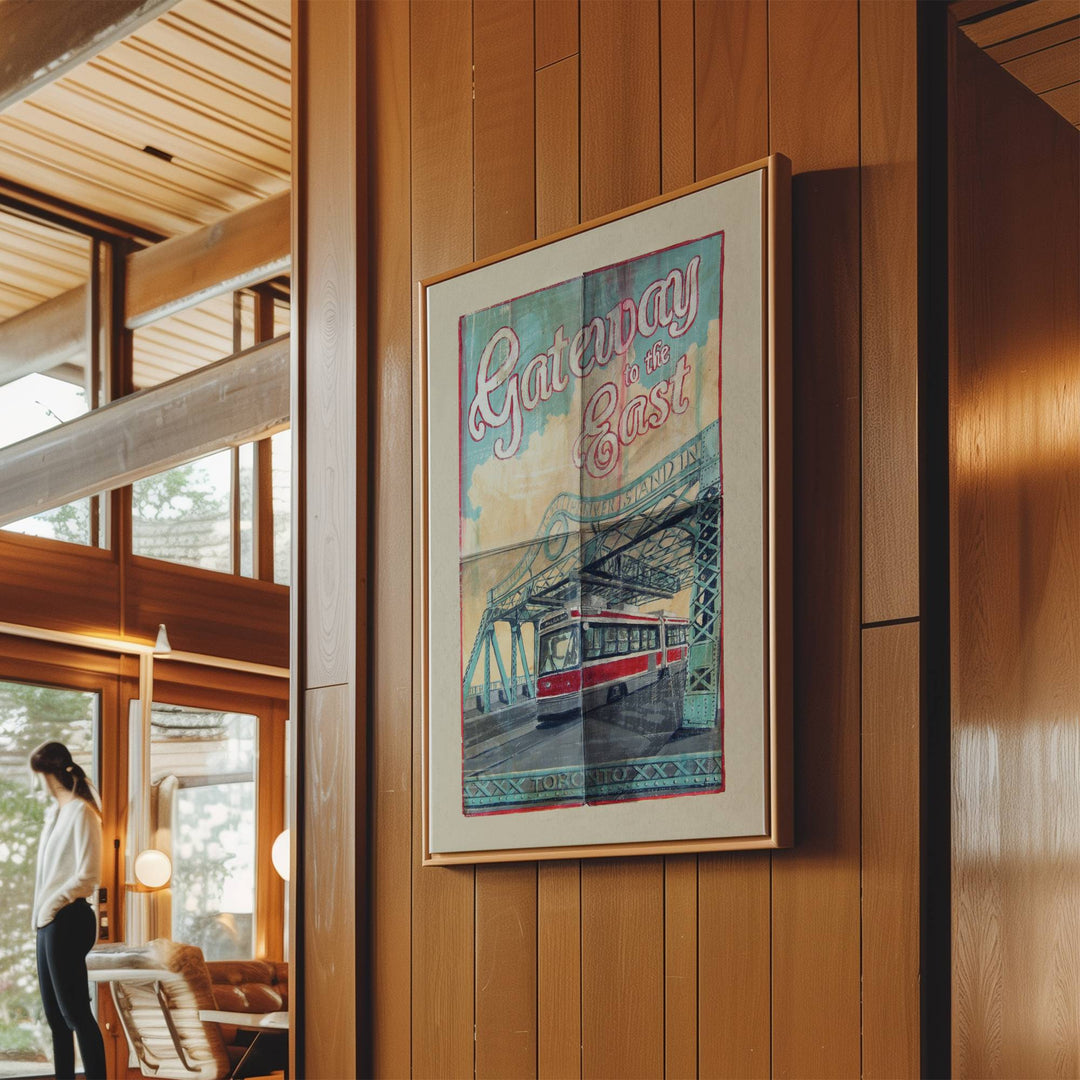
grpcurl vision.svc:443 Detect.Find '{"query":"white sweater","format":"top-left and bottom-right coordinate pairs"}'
top-left (32, 798), bottom-right (102, 930)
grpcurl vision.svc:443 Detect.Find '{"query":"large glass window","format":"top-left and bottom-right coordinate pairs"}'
top-left (0, 680), bottom-right (97, 1078)
top-left (0, 208), bottom-right (105, 547)
top-left (271, 429), bottom-right (291, 586)
top-left (132, 450), bottom-right (233, 573)
top-left (149, 704), bottom-right (257, 961)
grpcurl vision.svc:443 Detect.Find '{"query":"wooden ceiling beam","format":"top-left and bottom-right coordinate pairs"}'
top-left (0, 284), bottom-right (86, 386)
top-left (0, 334), bottom-right (290, 526)
top-left (125, 191), bottom-right (291, 328)
top-left (0, 0), bottom-right (182, 114)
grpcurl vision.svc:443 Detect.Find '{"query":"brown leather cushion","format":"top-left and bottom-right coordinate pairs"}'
top-left (206, 959), bottom-right (289, 1014)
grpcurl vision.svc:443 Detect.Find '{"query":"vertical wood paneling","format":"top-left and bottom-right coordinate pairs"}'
top-left (410, 3), bottom-right (476, 1077)
top-left (697, 854), bottom-right (771, 1079)
top-left (369, 0), bottom-right (413, 1075)
top-left (361, 1), bottom-right (929, 1073)
top-left (664, 855), bottom-right (698, 1080)
top-left (537, 861), bottom-right (581, 1080)
top-left (581, 858), bottom-right (665, 1078)
top-left (474, 0), bottom-right (534, 259)
top-left (534, 42), bottom-right (582, 1080)
top-left (535, 0), bottom-right (578, 69)
top-left (694, 0), bottom-right (768, 178)
top-left (579, 0), bottom-right (659, 219)
top-left (579, 7), bottom-right (664, 1076)
top-left (476, 865), bottom-right (538, 1079)
top-left (660, 0), bottom-right (694, 193)
top-left (862, 622), bottom-right (920, 1078)
top-left (950, 29), bottom-right (1080, 1079)
top-left (861, 0), bottom-right (920, 623)
top-left (661, 18), bottom-right (698, 1076)
top-left (768, 3), bottom-right (862, 1077)
top-left (536, 57), bottom-right (579, 236)
top-left (694, 6), bottom-right (772, 1077)
top-left (303, 683), bottom-right (356, 1080)
top-left (472, 7), bottom-right (539, 1075)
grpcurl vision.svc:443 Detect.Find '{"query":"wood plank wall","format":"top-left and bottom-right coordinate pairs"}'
top-left (949, 29), bottom-right (1080, 1079)
top-left (361, 1), bottom-right (922, 1075)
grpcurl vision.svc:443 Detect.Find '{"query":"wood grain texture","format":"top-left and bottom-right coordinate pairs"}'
top-left (124, 192), bottom-right (290, 327)
top-left (474, 0), bottom-right (535, 260)
top-left (536, 0), bottom-right (578, 69)
top-left (578, 9), bottom-right (664, 1077)
top-left (537, 861), bottom-right (581, 1079)
top-left (986, 16), bottom-right (1080, 62)
top-left (368, 0), bottom-right (413, 1075)
top-left (697, 854), bottom-right (771, 1079)
top-left (475, 864), bottom-right (538, 1079)
top-left (862, 622), bottom-right (920, 1078)
top-left (579, 0), bottom-right (659, 219)
top-left (861, 0), bottom-right (920, 622)
top-left (1003, 35), bottom-right (1080, 92)
top-left (0, 337), bottom-right (289, 527)
top-left (0, 534), bottom-right (120, 637)
top-left (411, 3), bottom-right (476, 1076)
top-left (660, 0), bottom-right (694, 193)
top-left (536, 57), bottom-right (579, 237)
top-left (0, 284), bottom-right (86, 381)
top-left (950, 31), bottom-right (1080, 1079)
top-left (694, 0), bottom-right (768, 179)
top-left (299, 0), bottom-right (359, 691)
top-left (1042, 81), bottom-right (1080, 124)
top-left (581, 858), bottom-right (664, 1078)
top-left (534, 39), bottom-right (581, 1080)
top-left (664, 855), bottom-right (697, 1080)
top-left (962, 0), bottom-right (1080, 48)
top-left (126, 557), bottom-right (288, 667)
top-left (0, 0), bottom-right (179, 111)
top-left (303, 683), bottom-right (356, 1080)
top-left (472, 8), bottom-right (540, 1075)
top-left (768, 3), bottom-right (862, 1077)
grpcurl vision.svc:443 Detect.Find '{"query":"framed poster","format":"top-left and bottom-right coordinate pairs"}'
top-left (418, 155), bottom-right (791, 864)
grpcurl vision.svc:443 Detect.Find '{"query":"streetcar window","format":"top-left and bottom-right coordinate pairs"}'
top-left (584, 627), bottom-right (602, 660)
top-left (538, 626), bottom-right (580, 673)
top-left (648, 627), bottom-right (659, 649)
top-left (602, 626), bottom-right (620, 657)
top-left (630, 627), bottom-right (640, 652)
top-left (617, 627), bottom-right (629, 654)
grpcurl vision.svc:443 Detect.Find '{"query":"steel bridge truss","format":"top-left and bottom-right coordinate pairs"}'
top-left (462, 421), bottom-right (723, 729)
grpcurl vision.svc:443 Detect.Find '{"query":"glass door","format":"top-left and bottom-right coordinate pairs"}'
top-left (0, 678), bottom-right (100, 1079)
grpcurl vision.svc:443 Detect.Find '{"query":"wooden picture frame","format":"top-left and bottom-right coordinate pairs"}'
top-left (418, 155), bottom-right (792, 864)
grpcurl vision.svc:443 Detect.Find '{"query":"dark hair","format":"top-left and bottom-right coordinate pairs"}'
top-left (29, 741), bottom-right (100, 812)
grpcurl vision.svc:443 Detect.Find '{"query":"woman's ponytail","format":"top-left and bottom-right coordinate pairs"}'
top-left (29, 742), bottom-right (101, 813)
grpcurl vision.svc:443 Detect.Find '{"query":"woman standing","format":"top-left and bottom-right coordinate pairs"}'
top-left (29, 741), bottom-right (107, 1080)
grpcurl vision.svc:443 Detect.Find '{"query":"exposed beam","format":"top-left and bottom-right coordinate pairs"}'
top-left (0, 0), bottom-right (182, 114)
top-left (125, 191), bottom-right (291, 328)
top-left (0, 334), bottom-right (289, 526)
top-left (0, 285), bottom-right (86, 386)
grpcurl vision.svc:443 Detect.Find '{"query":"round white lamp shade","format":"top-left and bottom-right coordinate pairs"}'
top-left (268, 829), bottom-right (289, 881)
top-left (134, 848), bottom-right (172, 889)
top-left (271, 829), bottom-right (290, 881)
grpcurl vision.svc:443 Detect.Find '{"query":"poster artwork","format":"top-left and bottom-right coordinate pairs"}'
top-left (459, 232), bottom-right (725, 816)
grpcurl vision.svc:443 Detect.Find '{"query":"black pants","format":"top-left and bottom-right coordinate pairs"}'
top-left (36, 899), bottom-right (107, 1080)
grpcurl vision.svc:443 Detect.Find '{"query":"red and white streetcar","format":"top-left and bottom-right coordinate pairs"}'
top-left (534, 605), bottom-right (689, 723)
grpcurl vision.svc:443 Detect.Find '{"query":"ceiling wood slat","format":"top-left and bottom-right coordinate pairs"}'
top-left (963, 0), bottom-right (1080, 48)
top-left (1003, 36), bottom-right (1080, 91)
top-left (986, 15), bottom-right (1079, 60)
top-left (1042, 80), bottom-right (1080, 121)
